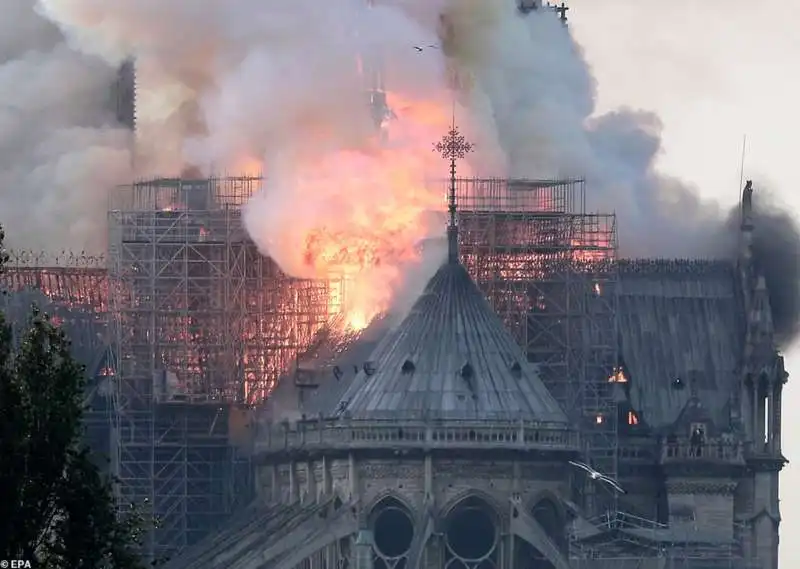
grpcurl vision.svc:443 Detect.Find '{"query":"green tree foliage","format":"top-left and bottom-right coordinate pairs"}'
top-left (0, 226), bottom-right (149, 568)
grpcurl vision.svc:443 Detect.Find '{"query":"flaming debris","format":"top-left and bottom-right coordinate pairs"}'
top-left (608, 366), bottom-right (627, 384)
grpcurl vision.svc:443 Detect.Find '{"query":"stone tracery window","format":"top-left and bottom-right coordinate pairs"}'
top-left (370, 497), bottom-right (414, 569)
top-left (444, 496), bottom-right (499, 569)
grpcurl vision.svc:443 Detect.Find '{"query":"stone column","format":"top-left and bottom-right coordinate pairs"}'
top-left (354, 530), bottom-right (374, 569)
top-left (307, 461), bottom-right (317, 504)
top-left (774, 382), bottom-right (783, 453)
top-left (289, 461), bottom-right (298, 503)
top-left (321, 455), bottom-right (332, 496)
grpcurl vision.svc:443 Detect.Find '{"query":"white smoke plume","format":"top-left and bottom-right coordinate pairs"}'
top-left (36, 0), bottom-right (465, 323)
top-left (34, 0), bottom-right (730, 258)
top-left (0, 0), bottom-right (131, 256)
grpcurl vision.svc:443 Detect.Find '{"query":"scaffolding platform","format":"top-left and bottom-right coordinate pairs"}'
top-left (569, 511), bottom-right (755, 568)
top-left (108, 176), bottom-right (331, 559)
top-left (454, 177), bottom-right (619, 513)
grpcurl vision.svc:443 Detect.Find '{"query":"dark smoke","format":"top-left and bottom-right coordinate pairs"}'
top-left (439, 4), bottom-right (800, 348)
top-left (723, 190), bottom-right (800, 348)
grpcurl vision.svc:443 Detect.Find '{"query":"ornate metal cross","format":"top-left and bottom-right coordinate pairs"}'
top-left (433, 123), bottom-right (473, 263)
top-left (434, 126), bottom-right (474, 162)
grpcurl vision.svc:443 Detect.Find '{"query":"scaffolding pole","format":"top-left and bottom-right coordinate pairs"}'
top-left (108, 176), bottom-right (331, 559)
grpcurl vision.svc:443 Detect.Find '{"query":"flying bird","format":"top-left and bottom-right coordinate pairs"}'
top-left (568, 460), bottom-right (627, 494)
top-left (413, 44), bottom-right (440, 52)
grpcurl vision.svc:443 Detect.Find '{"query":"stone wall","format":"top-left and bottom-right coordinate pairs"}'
top-left (666, 478), bottom-right (736, 539)
top-left (255, 454), bottom-right (570, 519)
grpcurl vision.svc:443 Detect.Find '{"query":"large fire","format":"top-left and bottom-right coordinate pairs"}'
top-left (244, 90), bottom-right (461, 332)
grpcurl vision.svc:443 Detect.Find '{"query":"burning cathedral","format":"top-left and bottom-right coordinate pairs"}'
top-left (0, 2), bottom-right (788, 569)
top-left (155, 160), bottom-right (785, 569)
top-left (153, 4), bottom-right (784, 567)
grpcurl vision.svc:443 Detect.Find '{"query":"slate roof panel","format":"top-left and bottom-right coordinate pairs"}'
top-left (616, 261), bottom-right (745, 430)
top-left (328, 261), bottom-right (568, 423)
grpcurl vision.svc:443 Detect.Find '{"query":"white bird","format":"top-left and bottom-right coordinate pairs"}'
top-left (568, 460), bottom-right (627, 494)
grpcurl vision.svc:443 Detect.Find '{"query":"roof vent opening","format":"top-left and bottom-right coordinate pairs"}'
top-left (363, 361), bottom-right (376, 376)
top-left (510, 361), bottom-right (522, 377)
top-left (401, 359), bottom-right (416, 374)
top-left (460, 362), bottom-right (474, 380)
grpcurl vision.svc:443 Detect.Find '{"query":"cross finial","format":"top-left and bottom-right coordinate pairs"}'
top-left (434, 124), bottom-right (473, 163)
top-left (434, 119), bottom-right (473, 264)
top-left (550, 2), bottom-right (569, 24)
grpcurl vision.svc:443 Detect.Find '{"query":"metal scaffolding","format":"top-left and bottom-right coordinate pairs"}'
top-left (108, 176), bottom-right (331, 559)
top-left (569, 511), bottom-right (754, 568)
top-left (0, 251), bottom-right (114, 465)
top-left (2, 173), bottom-right (621, 554)
top-left (455, 177), bottom-right (619, 512)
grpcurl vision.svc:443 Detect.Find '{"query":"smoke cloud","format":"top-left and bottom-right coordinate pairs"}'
top-left (732, 191), bottom-right (800, 346)
top-left (437, 0), bottom-right (800, 344)
top-left (11, 0), bottom-right (800, 340)
top-left (437, 0), bottom-right (726, 258)
top-left (36, 0), bottom-right (464, 322)
top-left (0, 0), bottom-right (131, 256)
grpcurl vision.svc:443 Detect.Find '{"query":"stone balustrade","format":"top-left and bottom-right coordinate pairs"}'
top-left (254, 418), bottom-right (579, 455)
top-left (660, 438), bottom-right (744, 463)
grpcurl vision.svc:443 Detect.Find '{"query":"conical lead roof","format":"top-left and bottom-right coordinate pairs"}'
top-left (328, 261), bottom-right (568, 423)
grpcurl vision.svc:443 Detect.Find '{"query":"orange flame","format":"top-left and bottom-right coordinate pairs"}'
top-left (231, 155), bottom-right (263, 179)
top-left (246, 89), bottom-right (459, 331)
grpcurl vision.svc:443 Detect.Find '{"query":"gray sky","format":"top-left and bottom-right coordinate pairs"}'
top-left (567, 1), bottom-right (799, 564)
